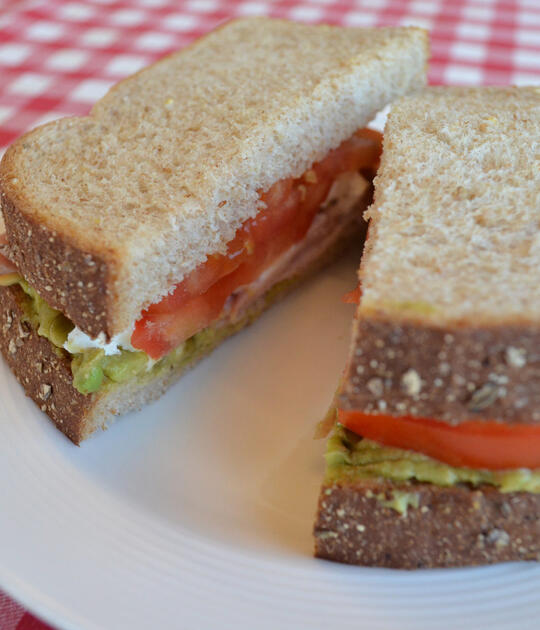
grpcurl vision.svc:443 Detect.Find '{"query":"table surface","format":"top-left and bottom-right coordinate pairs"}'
top-left (0, 0), bottom-right (539, 628)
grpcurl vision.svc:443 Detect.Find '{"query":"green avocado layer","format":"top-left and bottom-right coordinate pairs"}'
top-left (14, 279), bottom-right (75, 350)
top-left (326, 423), bottom-right (540, 494)
top-left (4, 274), bottom-right (294, 396)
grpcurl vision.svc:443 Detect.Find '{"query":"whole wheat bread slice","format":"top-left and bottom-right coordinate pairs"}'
top-left (315, 478), bottom-right (540, 568)
top-left (0, 18), bottom-right (428, 339)
top-left (339, 87), bottom-right (540, 425)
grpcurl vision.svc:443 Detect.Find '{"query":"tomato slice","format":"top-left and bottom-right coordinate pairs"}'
top-left (0, 254), bottom-right (16, 277)
top-left (338, 409), bottom-right (540, 471)
top-left (132, 129), bottom-right (382, 359)
top-left (0, 233), bottom-right (17, 276)
top-left (342, 286), bottom-right (361, 304)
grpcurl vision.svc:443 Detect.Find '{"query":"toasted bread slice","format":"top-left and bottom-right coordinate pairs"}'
top-left (0, 19), bottom-right (428, 339)
top-left (340, 87), bottom-right (540, 425)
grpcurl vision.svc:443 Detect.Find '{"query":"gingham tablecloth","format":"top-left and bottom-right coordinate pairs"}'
top-left (0, 0), bottom-right (539, 627)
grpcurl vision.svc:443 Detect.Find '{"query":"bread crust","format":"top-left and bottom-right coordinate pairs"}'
top-left (0, 284), bottom-right (97, 443)
top-left (314, 479), bottom-right (540, 568)
top-left (1, 192), bottom-right (111, 339)
top-left (339, 317), bottom-right (540, 425)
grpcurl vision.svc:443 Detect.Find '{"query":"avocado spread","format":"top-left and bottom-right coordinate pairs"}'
top-left (326, 423), bottom-right (540, 495)
top-left (4, 274), bottom-right (294, 396)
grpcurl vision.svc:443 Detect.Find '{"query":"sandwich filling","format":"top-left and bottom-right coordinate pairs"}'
top-left (326, 409), bottom-right (540, 498)
top-left (337, 408), bottom-right (540, 471)
top-left (0, 129), bottom-right (381, 395)
top-left (326, 423), bottom-right (540, 505)
top-left (325, 282), bottom-right (540, 494)
top-left (128, 128), bottom-right (381, 360)
top-left (327, 423), bottom-right (540, 492)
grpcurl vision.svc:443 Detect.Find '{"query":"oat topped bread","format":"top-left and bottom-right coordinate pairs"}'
top-left (0, 18), bottom-right (428, 442)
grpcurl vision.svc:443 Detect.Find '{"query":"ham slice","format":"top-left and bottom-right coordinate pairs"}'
top-left (224, 170), bottom-right (369, 321)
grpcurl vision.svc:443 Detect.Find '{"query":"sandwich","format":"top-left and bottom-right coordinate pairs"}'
top-left (314, 86), bottom-right (540, 568)
top-left (0, 18), bottom-right (428, 443)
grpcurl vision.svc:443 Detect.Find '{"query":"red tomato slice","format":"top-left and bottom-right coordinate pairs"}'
top-left (338, 409), bottom-right (540, 471)
top-left (132, 278), bottom-right (234, 358)
top-left (0, 253), bottom-right (17, 276)
top-left (0, 233), bottom-right (17, 276)
top-left (149, 254), bottom-right (242, 316)
top-left (342, 286), bottom-right (361, 304)
top-left (133, 129), bottom-right (382, 359)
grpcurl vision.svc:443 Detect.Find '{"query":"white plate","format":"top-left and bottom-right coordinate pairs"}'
top-left (1, 251), bottom-right (540, 630)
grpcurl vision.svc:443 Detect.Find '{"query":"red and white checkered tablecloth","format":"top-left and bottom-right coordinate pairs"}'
top-left (0, 0), bottom-right (539, 627)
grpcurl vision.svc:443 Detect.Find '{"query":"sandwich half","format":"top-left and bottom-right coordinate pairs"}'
top-left (314, 87), bottom-right (540, 568)
top-left (0, 18), bottom-right (428, 443)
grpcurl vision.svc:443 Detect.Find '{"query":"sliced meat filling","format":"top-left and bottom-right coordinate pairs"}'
top-left (132, 129), bottom-right (382, 360)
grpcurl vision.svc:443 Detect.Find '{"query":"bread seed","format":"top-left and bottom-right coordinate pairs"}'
top-left (505, 346), bottom-right (526, 368)
top-left (366, 377), bottom-right (384, 397)
top-left (317, 531), bottom-right (338, 540)
top-left (40, 384), bottom-right (52, 400)
top-left (438, 362), bottom-right (450, 375)
top-left (468, 382), bottom-right (498, 411)
top-left (486, 529), bottom-right (509, 549)
top-left (401, 369), bottom-right (422, 396)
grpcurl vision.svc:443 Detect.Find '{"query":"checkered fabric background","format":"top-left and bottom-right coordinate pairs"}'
top-left (1, 0), bottom-right (539, 157)
top-left (0, 0), bottom-right (539, 627)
